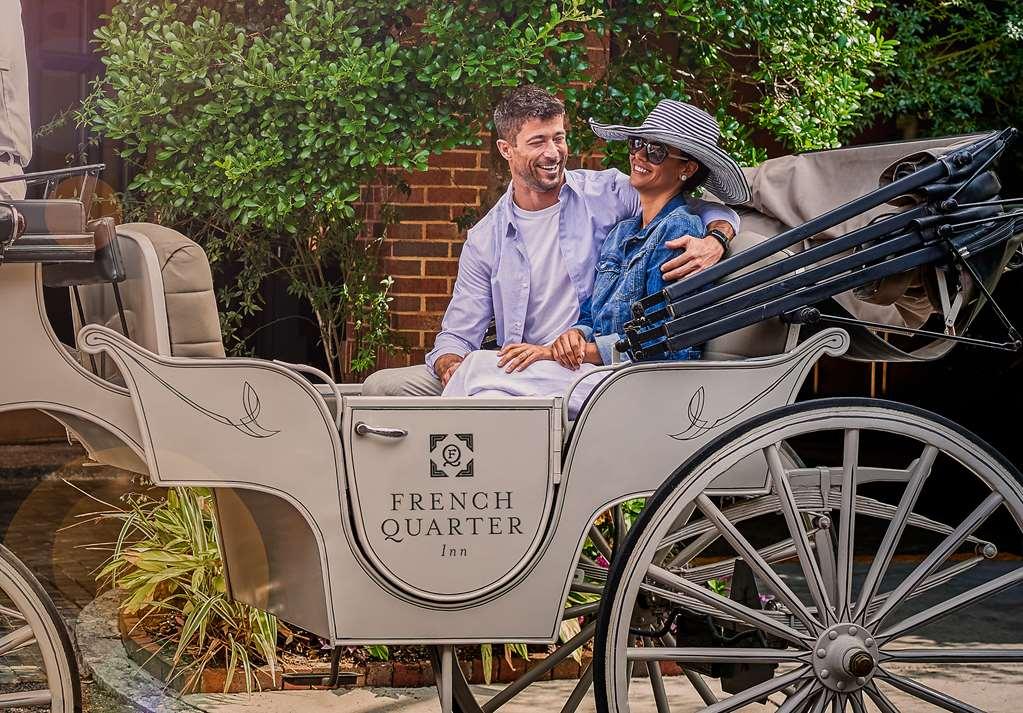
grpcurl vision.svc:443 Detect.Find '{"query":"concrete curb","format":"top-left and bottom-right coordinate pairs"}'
top-left (75, 589), bottom-right (204, 713)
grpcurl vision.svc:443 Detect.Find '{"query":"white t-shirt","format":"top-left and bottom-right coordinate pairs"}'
top-left (511, 201), bottom-right (579, 346)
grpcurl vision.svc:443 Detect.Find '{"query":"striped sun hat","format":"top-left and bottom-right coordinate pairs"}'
top-left (589, 100), bottom-right (752, 205)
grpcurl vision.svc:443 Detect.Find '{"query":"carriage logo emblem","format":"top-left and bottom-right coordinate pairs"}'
top-left (429, 433), bottom-right (474, 478)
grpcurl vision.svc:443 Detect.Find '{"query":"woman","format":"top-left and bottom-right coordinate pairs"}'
top-left (444, 100), bottom-right (751, 415)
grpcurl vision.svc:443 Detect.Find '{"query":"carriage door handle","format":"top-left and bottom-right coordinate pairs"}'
top-left (354, 421), bottom-right (408, 439)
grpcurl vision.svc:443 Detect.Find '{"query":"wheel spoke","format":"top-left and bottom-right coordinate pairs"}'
top-left (647, 565), bottom-right (811, 646)
top-left (814, 522), bottom-right (839, 610)
top-left (480, 622), bottom-right (596, 713)
top-left (613, 505), bottom-right (627, 553)
top-left (854, 445), bottom-right (938, 623)
top-left (768, 444), bottom-right (836, 625)
top-left (878, 668), bottom-right (984, 713)
top-left (777, 681), bottom-right (818, 713)
top-left (570, 581), bottom-right (604, 596)
top-left (0, 605), bottom-right (24, 621)
top-left (558, 663), bottom-right (593, 713)
top-left (868, 491), bottom-right (1003, 629)
top-left (589, 523), bottom-right (613, 562)
top-left (645, 656), bottom-right (671, 713)
top-left (863, 682), bottom-right (899, 713)
top-left (878, 566), bottom-right (1023, 643)
top-left (864, 556), bottom-right (984, 620)
top-left (683, 537), bottom-right (804, 583)
top-left (809, 690), bottom-right (833, 713)
top-left (848, 691), bottom-right (867, 713)
top-left (563, 602), bottom-right (599, 619)
top-left (884, 647), bottom-right (1023, 664)
top-left (660, 632), bottom-right (718, 706)
top-left (0, 690), bottom-right (52, 709)
top-left (627, 646), bottom-right (806, 665)
top-left (666, 529), bottom-right (720, 569)
top-left (695, 494), bottom-right (821, 633)
top-left (0, 625), bottom-right (34, 657)
top-left (836, 429), bottom-right (859, 620)
top-left (697, 666), bottom-right (810, 713)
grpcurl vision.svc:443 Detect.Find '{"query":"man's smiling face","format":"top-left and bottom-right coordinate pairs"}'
top-left (498, 115), bottom-right (569, 194)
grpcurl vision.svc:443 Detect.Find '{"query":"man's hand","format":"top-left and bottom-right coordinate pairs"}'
top-left (434, 353), bottom-right (464, 387)
top-left (551, 328), bottom-right (587, 370)
top-left (660, 219), bottom-right (734, 281)
top-left (497, 343), bottom-right (553, 373)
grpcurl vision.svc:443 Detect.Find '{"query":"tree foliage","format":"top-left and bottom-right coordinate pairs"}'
top-left (82, 0), bottom-right (901, 377)
top-left (566, 0), bottom-right (896, 166)
top-left (81, 0), bottom-right (598, 378)
top-left (870, 0), bottom-right (1023, 136)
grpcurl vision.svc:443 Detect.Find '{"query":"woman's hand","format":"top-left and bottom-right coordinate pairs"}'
top-left (497, 343), bottom-right (554, 373)
top-left (551, 328), bottom-right (587, 369)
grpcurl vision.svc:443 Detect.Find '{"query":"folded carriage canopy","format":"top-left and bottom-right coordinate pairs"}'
top-left (622, 129), bottom-right (1021, 363)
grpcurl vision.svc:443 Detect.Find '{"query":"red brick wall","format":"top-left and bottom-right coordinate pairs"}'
top-left (364, 147), bottom-right (490, 368)
top-left (367, 31), bottom-right (611, 370)
top-left (367, 146), bottom-right (610, 369)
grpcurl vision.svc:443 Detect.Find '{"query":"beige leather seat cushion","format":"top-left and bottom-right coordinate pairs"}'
top-left (119, 222), bottom-right (226, 358)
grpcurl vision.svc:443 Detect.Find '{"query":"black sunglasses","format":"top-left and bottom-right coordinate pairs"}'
top-left (627, 137), bottom-right (690, 165)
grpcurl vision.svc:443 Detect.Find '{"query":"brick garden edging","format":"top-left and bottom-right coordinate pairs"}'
top-left (103, 590), bottom-right (685, 697)
top-left (119, 606), bottom-right (643, 693)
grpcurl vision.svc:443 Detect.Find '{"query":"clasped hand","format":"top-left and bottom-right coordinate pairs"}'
top-left (498, 328), bottom-right (588, 373)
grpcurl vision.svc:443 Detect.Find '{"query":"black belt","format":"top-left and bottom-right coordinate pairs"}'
top-left (0, 152), bottom-right (22, 166)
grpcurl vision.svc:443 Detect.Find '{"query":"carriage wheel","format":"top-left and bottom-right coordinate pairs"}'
top-left (595, 398), bottom-right (1023, 712)
top-left (0, 545), bottom-right (80, 712)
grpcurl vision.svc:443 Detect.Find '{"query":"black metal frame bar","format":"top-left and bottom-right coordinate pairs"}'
top-left (639, 206), bottom-right (931, 325)
top-left (633, 128), bottom-right (1011, 316)
top-left (0, 164), bottom-right (105, 185)
top-left (619, 129), bottom-right (1019, 360)
top-left (802, 311), bottom-right (1020, 352)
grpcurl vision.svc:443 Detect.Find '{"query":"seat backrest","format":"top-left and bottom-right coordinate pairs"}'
top-left (74, 222), bottom-right (225, 360)
top-left (702, 229), bottom-right (798, 360)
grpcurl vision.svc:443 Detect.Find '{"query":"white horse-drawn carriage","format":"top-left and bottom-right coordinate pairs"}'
top-left (1, 130), bottom-right (1021, 712)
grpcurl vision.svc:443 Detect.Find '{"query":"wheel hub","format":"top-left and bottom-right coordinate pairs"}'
top-left (811, 623), bottom-right (878, 692)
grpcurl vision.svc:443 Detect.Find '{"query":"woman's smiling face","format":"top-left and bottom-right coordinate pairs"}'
top-left (628, 140), bottom-right (697, 195)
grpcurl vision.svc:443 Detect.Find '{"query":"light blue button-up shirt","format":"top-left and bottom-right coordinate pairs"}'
top-left (425, 169), bottom-right (739, 372)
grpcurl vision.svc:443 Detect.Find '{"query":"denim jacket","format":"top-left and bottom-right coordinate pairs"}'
top-left (574, 193), bottom-right (703, 364)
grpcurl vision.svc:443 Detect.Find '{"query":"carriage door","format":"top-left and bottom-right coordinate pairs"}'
top-left (341, 396), bottom-right (562, 605)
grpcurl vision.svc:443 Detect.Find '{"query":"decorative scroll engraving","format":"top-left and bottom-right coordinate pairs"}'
top-left (668, 361), bottom-right (800, 441)
top-left (122, 350), bottom-right (280, 439)
top-left (666, 332), bottom-right (845, 442)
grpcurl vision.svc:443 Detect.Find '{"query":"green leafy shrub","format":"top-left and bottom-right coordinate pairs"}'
top-left (94, 488), bottom-right (278, 693)
top-left (869, 0), bottom-right (1023, 135)
top-left (567, 0), bottom-right (896, 166)
top-left (79, 0), bottom-right (599, 379)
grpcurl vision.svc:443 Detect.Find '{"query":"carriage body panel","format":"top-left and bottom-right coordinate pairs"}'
top-left (75, 320), bottom-right (846, 644)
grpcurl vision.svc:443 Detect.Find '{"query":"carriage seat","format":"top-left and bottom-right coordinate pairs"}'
top-left (700, 230), bottom-right (798, 360)
top-left (73, 222), bottom-right (225, 360)
top-left (2, 199), bottom-right (95, 263)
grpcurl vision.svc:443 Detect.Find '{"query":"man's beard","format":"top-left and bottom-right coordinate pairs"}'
top-left (516, 159), bottom-right (563, 192)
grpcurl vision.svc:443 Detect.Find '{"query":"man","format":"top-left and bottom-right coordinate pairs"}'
top-left (0, 0), bottom-right (31, 201)
top-left (363, 86), bottom-right (741, 396)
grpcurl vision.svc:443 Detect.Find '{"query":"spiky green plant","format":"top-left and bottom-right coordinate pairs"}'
top-left (94, 488), bottom-right (277, 693)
